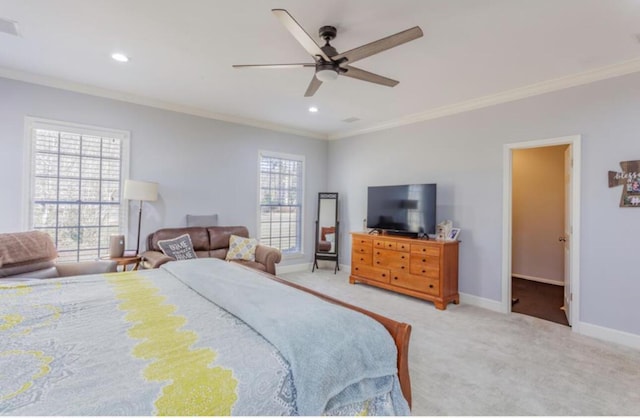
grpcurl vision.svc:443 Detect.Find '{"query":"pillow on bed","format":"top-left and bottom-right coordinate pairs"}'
top-left (157, 233), bottom-right (197, 260)
top-left (225, 234), bottom-right (258, 261)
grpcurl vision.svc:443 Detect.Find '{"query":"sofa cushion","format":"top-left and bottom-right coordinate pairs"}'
top-left (0, 260), bottom-right (56, 278)
top-left (157, 234), bottom-right (198, 260)
top-left (225, 235), bottom-right (258, 261)
top-left (149, 227), bottom-right (209, 252)
top-left (208, 226), bottom-right (249, 250)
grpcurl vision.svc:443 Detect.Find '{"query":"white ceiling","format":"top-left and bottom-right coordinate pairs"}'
top-left (1, 0), bottom-right (639, 139)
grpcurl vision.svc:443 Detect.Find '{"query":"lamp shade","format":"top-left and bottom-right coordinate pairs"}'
top-left (124, 180), bottom-right (158, 202)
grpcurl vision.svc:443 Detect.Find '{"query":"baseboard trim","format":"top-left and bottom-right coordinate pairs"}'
top-left (512, 273), bottom-right (564, 286)
top-left (577, 321), bottom-right (640, 350)
top-left (276, 263), bottom-right (309, 274)
top-left (459, 292), bottom-right (504, 313)
top-left (278, 262), bottom-right (350, 275)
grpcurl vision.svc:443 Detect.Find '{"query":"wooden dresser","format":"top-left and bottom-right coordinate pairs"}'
top-left (350, 232), bottom-right (459, 310)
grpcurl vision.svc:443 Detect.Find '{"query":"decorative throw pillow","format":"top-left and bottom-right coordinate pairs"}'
top-left (157, 234), bottom-right (197, 260)
top-left (225, 235), bottom-right (258, 261)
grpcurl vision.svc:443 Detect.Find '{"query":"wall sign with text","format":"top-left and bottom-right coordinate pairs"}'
top-left (608, 160), bottom-right (640, 207)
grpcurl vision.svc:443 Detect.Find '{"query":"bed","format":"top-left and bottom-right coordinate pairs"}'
top-left (0, 258), bottom-right (411, 415)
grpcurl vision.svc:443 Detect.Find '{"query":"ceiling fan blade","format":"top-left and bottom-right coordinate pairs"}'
top-left (304, 75), bottom-right (323, 97)
top-left (334, 26), bottom-right (423, 64)
top-left (341, 65), bottom-right (399, 87)
top-left (233, 63), bottom-right (315, 69)
top-left (272, 9), bottom-right (331, 62)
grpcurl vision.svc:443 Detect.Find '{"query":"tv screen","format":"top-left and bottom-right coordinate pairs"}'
top-left (367, 184), bottom-right (437, 236)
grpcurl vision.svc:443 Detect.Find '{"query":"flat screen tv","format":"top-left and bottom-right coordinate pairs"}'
top-left (366, 184), bottom-right (437, 237)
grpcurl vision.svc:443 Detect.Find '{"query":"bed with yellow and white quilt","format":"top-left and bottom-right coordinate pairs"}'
top-left (0, 258), bottom-right (410, 415)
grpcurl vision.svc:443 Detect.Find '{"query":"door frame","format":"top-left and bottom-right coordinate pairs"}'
top-left (501, 135), bottom-right (581, 332)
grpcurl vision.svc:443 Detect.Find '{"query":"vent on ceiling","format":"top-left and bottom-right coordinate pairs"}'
top-left (0, 18), bottom-right (19, 36)
top-left (342, 117), bottom-right (361, 123)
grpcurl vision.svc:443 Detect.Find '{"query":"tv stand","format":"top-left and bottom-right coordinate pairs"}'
top-left (350, 232), bottom-right (459, 310)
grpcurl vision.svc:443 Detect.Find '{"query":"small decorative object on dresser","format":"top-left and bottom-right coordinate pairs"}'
top-left (436, 220), bottom-right (453, 241)
top-left (350, 232), bottom-right (459, 310)
top-left (447, 228), bottom-right (461, 241)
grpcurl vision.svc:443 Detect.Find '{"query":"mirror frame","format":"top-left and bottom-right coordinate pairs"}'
top-left (313, 192), bottom-right (339, 273)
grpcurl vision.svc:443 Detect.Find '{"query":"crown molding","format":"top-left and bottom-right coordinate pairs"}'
top-left (0, 67), bottom-right (328, 140)
top-left (4, 57), bottom-right (640, 142)
top-left (328, 57), bottom-right (640, 140)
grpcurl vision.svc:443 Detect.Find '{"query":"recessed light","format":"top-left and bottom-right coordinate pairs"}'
top-left (111, 53), bottom-right (129, 63)
top-left (308, 106), bottom-right (318, 113)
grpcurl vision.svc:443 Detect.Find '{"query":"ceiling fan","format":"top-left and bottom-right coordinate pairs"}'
top-left (233, 9), bottom-right (423, 97)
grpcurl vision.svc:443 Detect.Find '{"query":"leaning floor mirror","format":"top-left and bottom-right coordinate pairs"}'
top-left (313, 192), bottom-right (339, 274)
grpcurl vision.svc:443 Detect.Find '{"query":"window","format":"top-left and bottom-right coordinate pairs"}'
top-left (259, 151), bottom-right (304, 255)
top-left (25, 118), bottom-right (129, 262)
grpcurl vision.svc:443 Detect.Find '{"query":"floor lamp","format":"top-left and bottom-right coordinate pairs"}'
top-left (124, 179), bottom-right (158, 255)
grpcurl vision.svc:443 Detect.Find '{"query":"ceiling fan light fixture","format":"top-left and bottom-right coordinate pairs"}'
top-left (111, 52), bottom-right (129, 63)
top-left (315, 68), bottom-right (339, 82)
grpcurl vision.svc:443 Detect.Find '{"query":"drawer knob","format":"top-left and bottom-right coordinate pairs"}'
top-left (376, 261), bottom-right (380, 264)
top-left (401, 255), bottom-right (405, 259)
top-left (355, 267), bottom-right (359, 271)
top-left (382, 274), bottom-right (386, 277)
top-left (429, 284), bottom-right (434, 288)
top-left (422, 270), bottom-right (426, 273)
top-left (393, 276), bottom-right (398, 280)
top-left (401, 266), bottom-right (405, 269)
top-left (360, 258), bottom-right (364, 261)
top-left (422, 259), bottom-right (426, 262)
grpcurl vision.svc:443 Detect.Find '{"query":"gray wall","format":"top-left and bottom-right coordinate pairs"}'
top-left (0, 77), bottom-right (328, 265)
top-left (328, 72), bottom-right (640, 336)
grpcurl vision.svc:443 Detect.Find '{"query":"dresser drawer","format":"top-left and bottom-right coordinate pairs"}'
top-left (390, 271), bottom-right (440, 296)
top-left (374, 239), bottom-right (397, 250)
top-left (411, 244), bottom-right (441, 257)
top-left (354, 237), bottom-right (373, 246)
top-left (410, 258), bottom-right (440, 278)
top-left (351, 252), bottom-right (372, 265)
top-left (352, 243), bottom-right (373, 255)
top-left (396, 241), bottom-right (410, 252)
top-left (351, 264), bottom-right (390, 284)
top-left (373, 248), bottom-right (409, 271)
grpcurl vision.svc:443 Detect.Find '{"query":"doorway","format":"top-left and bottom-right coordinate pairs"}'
top-left (502, 136), bottom-right (581, 331)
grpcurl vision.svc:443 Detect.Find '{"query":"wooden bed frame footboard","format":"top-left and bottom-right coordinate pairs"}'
top-left (260, 271), bottom-right (413, 409)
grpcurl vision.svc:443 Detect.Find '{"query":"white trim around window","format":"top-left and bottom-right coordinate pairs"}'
top-left (23, 117), bottom-right (130, 262)
top-left (257, 150), bottom-right (305, 258)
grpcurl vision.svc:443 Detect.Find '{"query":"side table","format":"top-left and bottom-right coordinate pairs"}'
top-left (101, 254), bottom-right (142, 272)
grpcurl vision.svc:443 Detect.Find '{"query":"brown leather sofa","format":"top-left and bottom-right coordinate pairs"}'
top-left (0, 231), bottom-right (117, 279)
top-left (141, 226), bottom-right (282, 275)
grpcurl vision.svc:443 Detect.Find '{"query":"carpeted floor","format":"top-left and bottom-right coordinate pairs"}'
top-left (279, 267), bottom-right (640, 416)
top-left (512, 277), bottom-right (569, 326)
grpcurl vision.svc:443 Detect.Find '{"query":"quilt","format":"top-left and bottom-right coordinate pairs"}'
top-left (0, 258), bottom-right (409, 415)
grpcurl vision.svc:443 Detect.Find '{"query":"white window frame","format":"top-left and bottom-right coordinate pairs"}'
top-left (22, 117), bottom-right (131, 261)
top-left (257, 150), bottom-right (305, 258)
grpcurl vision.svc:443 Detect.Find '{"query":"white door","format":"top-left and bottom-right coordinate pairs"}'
top-left (563, 146), bottom-right (572, 325)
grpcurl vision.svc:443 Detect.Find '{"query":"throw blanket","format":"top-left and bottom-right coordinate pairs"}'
top-left (162, 258), bottom-right (408, 415)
